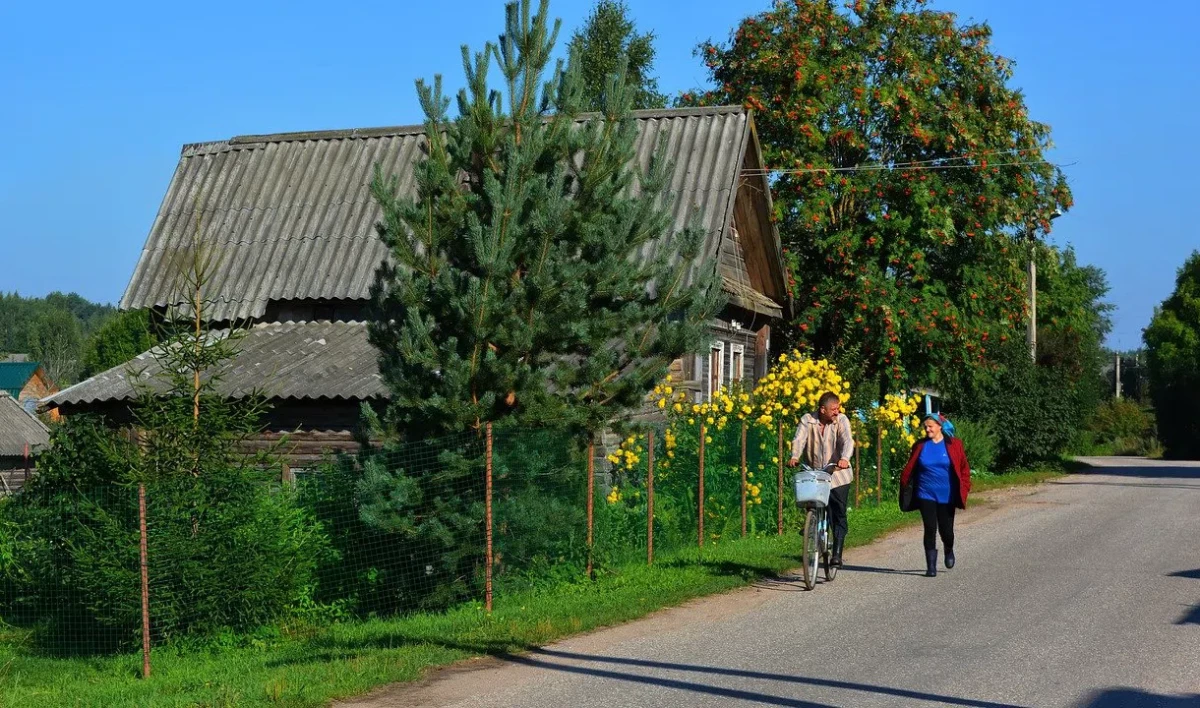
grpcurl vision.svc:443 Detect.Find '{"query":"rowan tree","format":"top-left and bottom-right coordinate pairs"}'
top-left (689, 0), bottom-right (1072, 400)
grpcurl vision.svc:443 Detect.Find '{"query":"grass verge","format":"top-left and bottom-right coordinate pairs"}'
top-left (0, 463), bottom-right (1068, 708)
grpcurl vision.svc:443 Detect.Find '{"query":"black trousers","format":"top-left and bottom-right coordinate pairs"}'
top-left (828, 483), bottom-right (850, 545)
top-left (918, 498), bottom-right (955, 552)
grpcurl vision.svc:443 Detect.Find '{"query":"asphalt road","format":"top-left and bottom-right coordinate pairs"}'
top-left (347, 458), bottom-right (1200, 708)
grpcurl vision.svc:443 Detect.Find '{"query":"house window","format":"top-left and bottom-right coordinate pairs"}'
top-left (708, 342), bottom-right (725, 400)
top-left (729, 343), bottom-right (745, 386)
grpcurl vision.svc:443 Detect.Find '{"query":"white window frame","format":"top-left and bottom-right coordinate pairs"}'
top-left (708, 342), bottom-right (725, 400)
top-left (729, 343), bottom-right (745, 386)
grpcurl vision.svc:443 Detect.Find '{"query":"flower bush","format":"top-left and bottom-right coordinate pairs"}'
top-left (601, 351), bottom-right (925, 548)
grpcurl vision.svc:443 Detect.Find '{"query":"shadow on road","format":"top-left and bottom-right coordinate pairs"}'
top-left (1169, 569), bottom-right (1200, 580)
top-left (838, 564), bottom-right (925, 577)
top-left (1055, 480), bottom-right (1200, 491)
top-left (1071, 688), bottom-right (1200, 707)
top-left (1175, 604), bottom-right (1200, 626)
top-left (1077, 464), bottom-right (1200, 480)
top-left (305, 633), bottom-right (1029, 708)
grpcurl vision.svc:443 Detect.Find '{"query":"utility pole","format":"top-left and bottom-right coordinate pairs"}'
top-left (1026, 210), bottom-right (1061, 363)
top-left (1027, 231), bottom-right (1037, 362)
top-left (1115, 353), bottom-right (1122, 400)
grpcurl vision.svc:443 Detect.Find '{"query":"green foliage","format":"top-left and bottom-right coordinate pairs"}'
top-left (1078, 398), bottom-right (1156, 457)
top-left (569, 0), bottom-right (667, 111)
top-left (27, 309), bottom-right (83, 386)
top-left (689, 0), bottom-right (1071, 396)
top-left (1144, 251), bottom-right (1200, 459)
top-left (949, 418), bottom-right (997, 475)
top-left (0, 245), bottom-right (329, 650)
top-left (364, 0), bottom-right (721, 604)
top-left (369, 0), bottom-right (720, 439)
top-left (942, 337), bottom-right (1083, 468)
top-left (0, 292), bottom-right (115, 385)
top-left (79, 309), bottom-right (158, 378)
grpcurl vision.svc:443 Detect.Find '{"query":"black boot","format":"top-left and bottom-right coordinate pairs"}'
top-left (830, 535), bottom-right (845, 567)
top-left (925, 549), bottom-right (938, 577)
top-left (944, 548), bottom-right (955, 569)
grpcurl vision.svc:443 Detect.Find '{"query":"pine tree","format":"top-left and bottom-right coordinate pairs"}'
top-left (569, 0), bottom-right (667, 111)
top-left (369, 0), bottom-right (720, 439)
top-left (363, 0), bottom-right (720, 604)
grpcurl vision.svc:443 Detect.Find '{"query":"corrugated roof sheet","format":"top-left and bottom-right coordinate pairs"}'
top-left (0, 392), bottom-right (49, 458)
top-left (121, 106), bottom-right (779, 320)
top-left (0, 362), bottom-right (40, 399)
top-left (48, 321), bottom-right (384, 408)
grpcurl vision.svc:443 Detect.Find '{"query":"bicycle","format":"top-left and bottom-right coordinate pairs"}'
top-left (793, 463), bottom-right (838, 591)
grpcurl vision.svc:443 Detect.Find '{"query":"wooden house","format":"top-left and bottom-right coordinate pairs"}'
top-left (0, 361), bottom-right (58, 417)
top-left (0, 391), bottom-right (49, 490)
top-left (49, 106), bottom-right (790, 465)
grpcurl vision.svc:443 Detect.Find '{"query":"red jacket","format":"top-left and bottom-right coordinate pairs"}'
top-left (899, 436), bottom-right (972, 510)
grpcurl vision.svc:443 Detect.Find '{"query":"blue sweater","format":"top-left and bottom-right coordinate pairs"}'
top-left (915, 439), bottom-right (953, 504)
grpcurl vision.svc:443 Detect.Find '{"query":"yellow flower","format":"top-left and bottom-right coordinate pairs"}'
top-left (657, 398), bottom-right (667, 409)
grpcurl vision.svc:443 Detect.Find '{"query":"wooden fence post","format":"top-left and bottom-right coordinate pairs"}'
top-left (586, 437), bottom-right (595, 578)
top-left (280, 462), bottom-right (294, 486)
top-left (854, 445), bottom-right (861, 507)
top-left (740, 421), bottom-right (748, 538)
top-left (876, 426), bottom-right (883, 505)
top-left (23, 443), bottom-right (30, 488)
top-left (138, 483), bottom-right (151, 680)
top-left (647, 431), bottom-right (655, 566)
top-left (697, 423), bottom-right (706, 548)
top-left (777, 421), bottom-right (784, 536)
top-left (485, 423), bottom-right (493, 612)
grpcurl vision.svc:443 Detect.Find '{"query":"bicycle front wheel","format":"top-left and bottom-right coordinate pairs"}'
top-left (801, 509), bottom-right (819, 590)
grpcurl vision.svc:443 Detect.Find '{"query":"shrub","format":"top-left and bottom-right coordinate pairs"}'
top-left (1083, 399), bottom-right (1157, 456)
top-left (942, 338), bottom-right (1098, 469)
top-left (950, 419), bottom-right (998, 475)
top-left (1, 416), bottom-right (329, 651)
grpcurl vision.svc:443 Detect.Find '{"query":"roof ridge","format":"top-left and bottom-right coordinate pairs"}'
top-left (203, 105), bottom-right (747, 151)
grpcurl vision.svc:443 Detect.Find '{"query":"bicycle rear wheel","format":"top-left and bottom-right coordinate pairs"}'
top-left (801, 509), bottom-right (819, 590)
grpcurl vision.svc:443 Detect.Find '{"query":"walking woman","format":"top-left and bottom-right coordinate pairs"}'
top-left (899, 413), bottom-right (971, 577)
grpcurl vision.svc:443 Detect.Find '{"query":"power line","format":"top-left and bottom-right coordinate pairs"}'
top-left (742, 158), bottom-right (1073, 177)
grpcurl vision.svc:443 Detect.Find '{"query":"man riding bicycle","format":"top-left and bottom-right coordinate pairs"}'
top-left (788, 392), bottom-right (855, 567)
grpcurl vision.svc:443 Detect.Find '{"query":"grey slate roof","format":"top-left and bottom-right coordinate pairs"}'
top-left (121, 106), bottom-right (780, 321)
top-left (48, 321), bottom-right (384, 408)
top-left (0, 392), bottom-right (50, 458)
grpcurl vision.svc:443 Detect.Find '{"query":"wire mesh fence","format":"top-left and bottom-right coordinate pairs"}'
top-left (0, 418), bottom-right (901, 672)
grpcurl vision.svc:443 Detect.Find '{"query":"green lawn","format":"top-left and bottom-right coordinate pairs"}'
top-left (0, 464), bottom-right (1067, 708)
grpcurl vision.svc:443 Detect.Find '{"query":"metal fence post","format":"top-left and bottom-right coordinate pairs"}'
top-left (698, 422), bottom-right (706, 548)
top-left (485, 422), bottom-right (493, 612)
top-left (647, 431), bottom-right (655, 566)
top-left (138, 483), bottom-right (151, 679)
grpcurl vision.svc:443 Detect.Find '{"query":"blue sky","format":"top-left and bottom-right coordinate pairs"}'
top-left (1, 0), bottom-right (1195, 348)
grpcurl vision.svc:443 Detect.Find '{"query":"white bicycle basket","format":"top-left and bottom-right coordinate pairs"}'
top-left (793, 469), bottom-right (832, 508)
